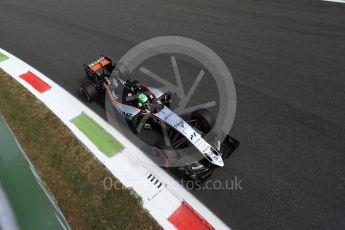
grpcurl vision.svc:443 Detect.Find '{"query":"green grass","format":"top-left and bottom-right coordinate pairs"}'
top-left (0, 69), bottom-right (160, 230)
top-left (71, 113), bottom-right (123, 157)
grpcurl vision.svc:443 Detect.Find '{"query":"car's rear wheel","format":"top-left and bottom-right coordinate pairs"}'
top-left (190, 109), bottom-right (215, 133)
top-left (80, 82), bottom-right (97, 102)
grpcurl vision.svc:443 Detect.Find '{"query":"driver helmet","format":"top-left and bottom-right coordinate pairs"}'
top-left (138, 93), bottom-right (148, 104)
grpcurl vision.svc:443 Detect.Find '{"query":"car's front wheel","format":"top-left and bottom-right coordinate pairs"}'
top-left (190, 109), bottom-right (215, 133)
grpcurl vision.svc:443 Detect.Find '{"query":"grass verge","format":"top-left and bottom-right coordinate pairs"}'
top-left (0, 69), bottom-right (160, 230)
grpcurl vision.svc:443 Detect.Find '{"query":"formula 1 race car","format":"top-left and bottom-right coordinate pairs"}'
top-left (80, 56), bottom-right (239, 181)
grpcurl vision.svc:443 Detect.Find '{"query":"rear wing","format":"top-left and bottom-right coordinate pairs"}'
top-left (84, 55), bottom-right (112, 72)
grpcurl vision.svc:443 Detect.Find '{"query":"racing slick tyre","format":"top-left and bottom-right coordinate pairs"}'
top-left (152, 143), bottom-right (171, 168)
top-left (80, 82), bottom-right (97, 102)
top-left (190, 109), bottom-right (215, 133)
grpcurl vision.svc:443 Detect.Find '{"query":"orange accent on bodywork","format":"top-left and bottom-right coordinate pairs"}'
top-left (103, 83), bottom-right (141, 112)
top-left (90, 59), bottom-right (111, 72)
top-left (103, 83), bottom-right (117, 103)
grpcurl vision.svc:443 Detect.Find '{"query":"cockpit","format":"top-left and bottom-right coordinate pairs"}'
top-left (123, 82), bottom-right (164, 113)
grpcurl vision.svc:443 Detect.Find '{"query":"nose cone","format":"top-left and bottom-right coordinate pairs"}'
top-left (205, 152), bottom-right (224, 167)
top-left (215, 158), bottom-right (224, 167)
top-left (207, 146), bottom-right (224, 167)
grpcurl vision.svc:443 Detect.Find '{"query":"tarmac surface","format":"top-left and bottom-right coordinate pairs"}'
top-left (1, 0), bottom-right (345, 229)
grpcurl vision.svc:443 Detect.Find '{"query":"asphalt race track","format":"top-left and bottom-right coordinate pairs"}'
top-left (1, 0), bottom-right (345, 229)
